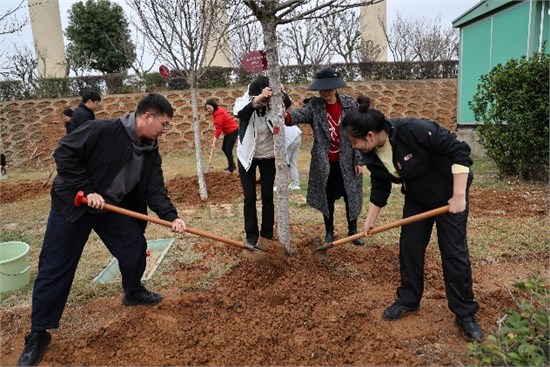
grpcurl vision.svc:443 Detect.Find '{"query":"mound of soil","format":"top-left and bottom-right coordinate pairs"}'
top-left (0, 171), bottom-right (242, 206)
top-left (1, 238), bottom-right (546, 366)
top-left (0, 180), bottom-right (51, 204)
top-left (166, 172), bottom-right (242, 205)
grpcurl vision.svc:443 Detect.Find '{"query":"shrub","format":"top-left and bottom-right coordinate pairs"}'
top-left (36, 78), bottom-right (71, 99)
top-left (141, 72), bottom-right (166, 92)
top-left (467, 276), bottom-right (549, 366)
top-left (0, 80), bottom-right (25, 101)
top-left (469, 47), bottom-right (549, 181)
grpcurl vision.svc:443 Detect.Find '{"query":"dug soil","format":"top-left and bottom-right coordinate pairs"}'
top-left (1, 172), bottom-right (548, 366)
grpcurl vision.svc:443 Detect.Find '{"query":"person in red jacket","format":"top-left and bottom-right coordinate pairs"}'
top-left (205, 99), bottom-right (239, 173)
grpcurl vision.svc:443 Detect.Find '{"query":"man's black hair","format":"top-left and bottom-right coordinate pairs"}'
top-left (136, 93), bottom-right (174, 118)
top-left (81, 90), bottom-right (101, 103)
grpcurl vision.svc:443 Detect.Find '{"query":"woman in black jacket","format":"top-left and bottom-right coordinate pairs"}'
top-left (341, 95), bottom-right (483, 342)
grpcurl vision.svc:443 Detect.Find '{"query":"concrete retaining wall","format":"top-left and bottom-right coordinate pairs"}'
top-left (0, 79), bottom-right (460, 167)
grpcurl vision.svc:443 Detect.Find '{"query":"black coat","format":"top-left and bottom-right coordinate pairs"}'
top-left (363, 118), bottom-right (473, 208)
top-left (69, 103), bottom-right (96, 132)
top-left (51, 115), bottom-right (178, 227)
top-left (289, 94), bottom-right (363, 220)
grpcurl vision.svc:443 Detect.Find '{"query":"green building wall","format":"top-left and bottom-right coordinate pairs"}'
top-left (454, 0), bottom-right (549, 125)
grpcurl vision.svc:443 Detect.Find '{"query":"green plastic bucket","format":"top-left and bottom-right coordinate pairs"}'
top-left (0, 241), bottom-right (31, 293)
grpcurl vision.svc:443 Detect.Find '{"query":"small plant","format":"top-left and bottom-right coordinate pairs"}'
top-left (467, 276), bottom-right (549, 366)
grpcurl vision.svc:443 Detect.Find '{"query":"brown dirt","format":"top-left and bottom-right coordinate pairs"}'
top-left (0, 175), bottom-right (548, 366)
top-left (0, 172), bottom-right (241, 206)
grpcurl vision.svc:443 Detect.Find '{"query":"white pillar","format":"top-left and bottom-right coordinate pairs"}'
top-left (28, 0), bottom-right (66, 77)
top-left (203, 0), bottom-right (230, 67)
top-left (360, 0), bottom-right (388, 62)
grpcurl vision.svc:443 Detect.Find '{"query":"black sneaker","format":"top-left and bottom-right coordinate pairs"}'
top-left (383, 302), bottom-right (419, 320)
top-left (349, 232), bottom-right (365, 246)
top-left (456, 315), bottom-right (484, 342)
top-left (123, 284), bottom-right (163, 306)
top-left (17, 330), bottom-right (51, 366)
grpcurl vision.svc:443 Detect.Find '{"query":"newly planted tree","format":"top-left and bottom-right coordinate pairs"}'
top-left (241, 0), bottom-right (382, 249)
top-left (128, 0), bottom-right (243, 201)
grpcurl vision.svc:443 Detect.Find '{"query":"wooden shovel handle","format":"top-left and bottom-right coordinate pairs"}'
top-left (330, 205), bottom-right (450, 247)
top-left (74, 191), bottom-right (248, 250)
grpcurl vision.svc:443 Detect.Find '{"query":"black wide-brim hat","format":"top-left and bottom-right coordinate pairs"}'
top-left (307, 66), bottom-right (346, 91)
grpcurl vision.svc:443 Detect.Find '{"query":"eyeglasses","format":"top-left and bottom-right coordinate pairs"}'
top-left (150, 113), bottom-right (171, 129)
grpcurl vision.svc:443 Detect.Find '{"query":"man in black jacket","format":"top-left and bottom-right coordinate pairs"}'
top-left (17, 93), bottom-right (186, 367)
top-left (69, 90), bottom-right (102, 132)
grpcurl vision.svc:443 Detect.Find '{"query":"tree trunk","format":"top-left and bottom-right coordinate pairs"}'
top-left (190, 84), bottom-right (208, 201)
top-left (260, 19), bottom-right (291, 250)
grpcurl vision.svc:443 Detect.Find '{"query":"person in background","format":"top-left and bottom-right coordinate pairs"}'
top-left (205, 99), bottom-right (239, 173)
top-left (17, 93), bottom-right (187, 367)
top-left (283, 124), bottom-right (302, 190)
top-left (285, 66), bottom-right (364, 246)
top-left (69, 90), bottom-right (102, 132)
top-left (274, 98), bottom-right (303, 192)
top-left (0, 135), bottom-right (7, 177)
top-left (62, 108), bottom-right (73, 134)
top-left (341, 94), bottom-right (483, 342)
top-left (233, 75), bottom-right (292, 249)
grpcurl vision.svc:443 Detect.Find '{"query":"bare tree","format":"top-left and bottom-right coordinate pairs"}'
top-left (356, 39), bottom-right (382, 63)
top-left (0, 43), bottom-right (38, 96)
top-left (128, 0), bottom-right (243, 201)
top-left (383, 11), bottom-right (459, 61)
top-left (0, 0), bottom-right (28, 37)
top-left (379, 12), bottom-right (414, 62)
top-left (241, 0), bottom-right (382, 249)
top-left (328, 10), bottom-right (381, 63)
top-left (66, 48), bottom-right (98, 77)
top-left (226, 20), bottom-right (264, 68)
top-left (279, 18), bottom-right (333, 66)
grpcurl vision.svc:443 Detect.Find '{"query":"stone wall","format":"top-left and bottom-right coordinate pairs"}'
top-left (0, 79), bottom-right (457, 167)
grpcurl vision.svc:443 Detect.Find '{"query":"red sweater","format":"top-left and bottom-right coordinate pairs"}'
top-left (325, 101), bottom-right (342, 162)
top-left (212, 107), bottom-right (238, 138)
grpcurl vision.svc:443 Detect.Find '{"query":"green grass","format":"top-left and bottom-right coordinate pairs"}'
top-left (0, 145), bottom-right (547, 308)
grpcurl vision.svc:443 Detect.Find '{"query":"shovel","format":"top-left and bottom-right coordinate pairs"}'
top-left (74, 191), bottom-right (286, 259)
top-left (313, 205), bottom-right (450, 254)
top-left (205, 141), bottom-right (215, 173)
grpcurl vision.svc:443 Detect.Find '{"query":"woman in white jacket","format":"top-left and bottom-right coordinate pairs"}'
top-left (233, 76), bottom-right (291, 249)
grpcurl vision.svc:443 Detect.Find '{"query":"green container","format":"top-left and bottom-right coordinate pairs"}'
top-left (0, 241), bottom-right (31, 293)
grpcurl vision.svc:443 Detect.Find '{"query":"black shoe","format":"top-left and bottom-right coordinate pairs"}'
top-left (17, 331), bottom-right (51, 366)
top-left (347, 220), bottom-right (364, 246)
top-left (456, 315), bottom-right (484, 342)
top-left (324, 231), bottom-right (334, 244)
top-left (123, 284), bottom-right (163, 306)
top-left (383, 302), bottom-right (419, 320)
top-left (349, 231), bottom-right (365, 246)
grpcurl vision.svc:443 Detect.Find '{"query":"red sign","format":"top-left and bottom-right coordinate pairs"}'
top-left (240, 50), bottom-right (267, 72)
top-left (159, 65), bottom-right (171, 79)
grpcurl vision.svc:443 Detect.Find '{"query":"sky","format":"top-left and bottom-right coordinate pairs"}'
top-left (0, 0), bottom-right (480, 73)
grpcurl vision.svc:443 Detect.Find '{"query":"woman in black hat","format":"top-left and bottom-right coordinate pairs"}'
top-left (285, 66), bottom-right (364, 246)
